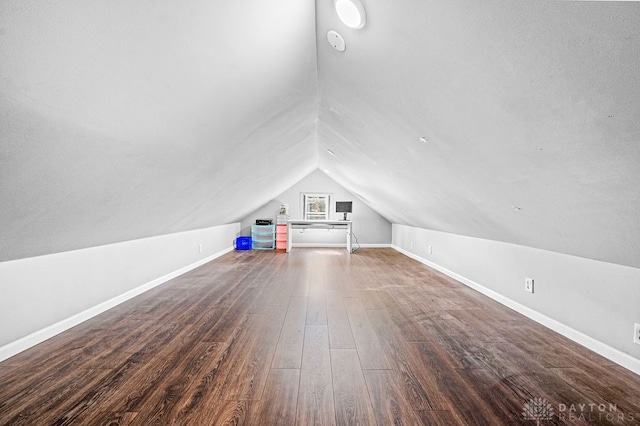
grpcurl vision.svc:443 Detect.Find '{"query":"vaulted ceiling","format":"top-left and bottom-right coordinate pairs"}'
top-left (1, 1), bottom-right (639, 267)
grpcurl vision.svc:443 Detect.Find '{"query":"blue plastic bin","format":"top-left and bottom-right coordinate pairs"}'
top-left (235, 236), bottom-right (252, 250)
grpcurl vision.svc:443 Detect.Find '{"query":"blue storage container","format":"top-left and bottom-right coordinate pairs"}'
top-left (235, 236), bottom-right (252, 250)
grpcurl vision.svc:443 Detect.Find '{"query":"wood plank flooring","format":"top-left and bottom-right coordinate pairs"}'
top-left (1, 248), bottom-right (639, 425)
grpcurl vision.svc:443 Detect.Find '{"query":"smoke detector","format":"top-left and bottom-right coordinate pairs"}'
top-left (327, 31), bottom-right (346, 52)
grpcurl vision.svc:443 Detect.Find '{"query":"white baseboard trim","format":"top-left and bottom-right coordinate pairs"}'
top-left (291, 243), bottom-right (391, 248)
top-left (292, 243), bottom-right (347, 248)
top-left (392, 245), bottom-right (640, 376)
top-left (0, 246), bottom-right (233, 363)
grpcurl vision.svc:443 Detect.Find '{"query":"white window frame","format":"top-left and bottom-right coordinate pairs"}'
top-left (301, 193), bottom-right (331, 220)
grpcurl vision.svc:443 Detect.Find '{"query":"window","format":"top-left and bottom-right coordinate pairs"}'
top-left (302, 193), bottom-right (330, 220)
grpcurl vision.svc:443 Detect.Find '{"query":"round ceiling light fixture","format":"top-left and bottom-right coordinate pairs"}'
top-left (334, 0), bottom-right (367, 29)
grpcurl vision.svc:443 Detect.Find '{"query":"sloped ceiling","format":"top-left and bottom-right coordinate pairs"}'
top-left (316, 0), bottom-right (640, 268)
top-left (1, 1), bottom-right (639, 268)
top-left (0, 0), bottom-right (318, 261)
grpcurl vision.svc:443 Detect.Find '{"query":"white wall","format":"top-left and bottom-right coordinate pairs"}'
top-left (0, 223), bottom-right (240, 361)
top-left (240, 169), bottom-right (391, 247)
top-left (393, 224), bottom-right (640, 375)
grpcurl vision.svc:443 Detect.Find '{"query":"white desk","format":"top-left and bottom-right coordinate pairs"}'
top-left (286, 220), bottom-right (352, 253)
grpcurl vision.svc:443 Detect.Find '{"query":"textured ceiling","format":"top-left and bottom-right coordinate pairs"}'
top-left (0, 0), bottom-right (318, 261)
top-left (1, 1), bottom-right (639, 268)
top-left (316, 0), bottom-right (640, 268)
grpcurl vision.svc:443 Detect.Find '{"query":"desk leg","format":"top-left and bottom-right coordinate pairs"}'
top-left (286, 223), bottom-right (291, 253)
top-left (347, 224), bottom-right (352, 254)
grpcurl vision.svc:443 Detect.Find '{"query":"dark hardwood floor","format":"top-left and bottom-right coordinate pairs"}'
top-left (1, 248), bottom-right (639, 425)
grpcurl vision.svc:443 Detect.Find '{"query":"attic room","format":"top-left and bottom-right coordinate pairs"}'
top-left (1, 0), bottom-right (639, 424)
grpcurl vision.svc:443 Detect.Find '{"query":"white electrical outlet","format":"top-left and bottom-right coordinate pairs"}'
top-left (410, 242), bottom-right (414, 249)
top-left (428, 245), bottom-right (433, 254)
top-left (199, 243), bottom-right (203, 253)
top-left (525, 278), bottom-right (534, 293)
top-left (634, 323), bottom-right (640, 345)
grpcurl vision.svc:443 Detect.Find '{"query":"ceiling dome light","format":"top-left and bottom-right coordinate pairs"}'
top-left (334, 0), bottom-right (366, 29)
